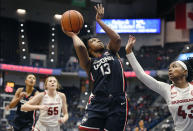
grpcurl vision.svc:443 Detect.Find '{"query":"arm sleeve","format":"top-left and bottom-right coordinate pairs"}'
top-left (126, 52), bottom-right (170, 100)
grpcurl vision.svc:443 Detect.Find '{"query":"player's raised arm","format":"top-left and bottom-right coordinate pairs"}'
top-left (94, 4), bottom-right (121, 53)
top-left (125, 35), bottom-right (169, 99)
top-left (64, 32), bottom-right (91, 74)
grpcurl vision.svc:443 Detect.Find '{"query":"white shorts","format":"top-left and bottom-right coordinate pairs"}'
top-left (33, 121), bottom-right (60, 131)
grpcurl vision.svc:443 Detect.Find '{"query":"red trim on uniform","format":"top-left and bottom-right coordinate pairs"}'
top-left (90, 72), bottom-right (95, 82)
top-left (123, 93), bottom-right (129, 131)
top-left (79, 125), bottom-right (100, 131)
top-left (88, 94), bottom-right (94, 104)
top-left (171, 85), bottom-right (174, 89)
top-left (118, 59), bottom-right (128, 131)
top-left (88, 96), bottom-right (91, 104)
top-left (118, 59), bottom-right (126, 92)
top-left (32, 111), bottom-right (36, 129)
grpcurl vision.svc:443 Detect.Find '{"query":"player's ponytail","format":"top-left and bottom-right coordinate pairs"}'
top-left (183, 57), bottom-right (193, 82)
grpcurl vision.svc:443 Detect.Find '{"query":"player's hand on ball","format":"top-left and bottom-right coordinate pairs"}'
top-left (125, 35), bottom-right (136, 54)
top-left (94, 4), bottom-right (104, 21)
top-left (38, 105), bottom-right (48, 111)
top-left (63, 31), bottom-right (77, 38)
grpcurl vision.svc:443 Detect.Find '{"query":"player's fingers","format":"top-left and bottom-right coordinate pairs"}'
top-left (99, 8), bottom-right (103, 16)
top-left (94, 6), bottom-right (97, 11)
top-left (98, 4), bottom-right (101, 11)
top-left (98, 9), bottom-right (101, 15)
top-left (100, 4), bottom-right (103, 13)
top-left (100, 4), bottom-right (103, 9)
top-left (97, 4), bottom-right (100, 9)
top-left (132, 37), bottom-right (136, 43)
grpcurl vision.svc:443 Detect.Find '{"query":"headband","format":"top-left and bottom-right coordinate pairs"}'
top-left (176, 61), bottom-right (188, 71)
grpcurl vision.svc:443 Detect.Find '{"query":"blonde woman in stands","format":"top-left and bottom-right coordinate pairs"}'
top-left (21, 76), bottom-right (68, 131)
top-left (126, 35), bottom-right (193, 131)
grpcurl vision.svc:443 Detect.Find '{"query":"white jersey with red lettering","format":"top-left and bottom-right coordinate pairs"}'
top-left (37, 91), bottom-right (62, 127)
top-left (127, 52), bottom-right (193, 131)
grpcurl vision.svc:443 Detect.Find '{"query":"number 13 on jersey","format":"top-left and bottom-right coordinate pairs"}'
top-left (100, 63), bottom-right (111, 76)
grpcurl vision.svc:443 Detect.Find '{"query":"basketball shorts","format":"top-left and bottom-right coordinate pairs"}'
top-left (33, 120), bottom-right (60, 131)
top-left (13, 122), bottom-right (32, 131)
top-left (13, 127), bottom-right (31, 131)
top-left (79, 95), bottom-right (128, 131)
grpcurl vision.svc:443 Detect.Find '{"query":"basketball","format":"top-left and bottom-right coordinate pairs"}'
top-left (61, 10), bottom-right (84, 33)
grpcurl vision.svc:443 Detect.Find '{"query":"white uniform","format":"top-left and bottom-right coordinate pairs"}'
top-left (34, 91), bottom-right (63, 131)
top-left (127, 52), bottom-right (193, 131)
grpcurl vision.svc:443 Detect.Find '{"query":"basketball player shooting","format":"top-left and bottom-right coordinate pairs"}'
top-left (126, 35), bottom-right (193, 131)
top-left (64, 4), bottom-right (128, 131)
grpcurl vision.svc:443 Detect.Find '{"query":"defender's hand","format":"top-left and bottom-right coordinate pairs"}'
top-left (94, 4), bottom-right (104, 21)
top-left (125, 35), bottom-right (136, 54)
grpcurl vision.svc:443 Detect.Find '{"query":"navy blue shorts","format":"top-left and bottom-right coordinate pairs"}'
top-left (13, 122), bottom-right (33, 131)
top-left (79, 95), bottom-right (128, 131)
top-left (13, 126), bottom-right (32, 131)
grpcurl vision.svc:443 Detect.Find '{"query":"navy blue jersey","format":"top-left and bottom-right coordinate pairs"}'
top-left (13, 87), bottom-right (37, 129)
top-left (90, 49), bottom-right (127, 96)
top-left (87, 50), bottom-right (127, 112)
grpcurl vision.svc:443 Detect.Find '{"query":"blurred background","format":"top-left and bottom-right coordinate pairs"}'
top-left (0, 0), bottom-right (193, 130)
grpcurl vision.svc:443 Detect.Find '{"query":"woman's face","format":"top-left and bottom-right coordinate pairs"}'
top-left (45, 77), bottom-right (58, 90)
top-left (168, 62), bottom-right (187, 81)
top-left (87, 38), bottom-right (105, 56)
top-left (25, 74), bottom-right (36, 87)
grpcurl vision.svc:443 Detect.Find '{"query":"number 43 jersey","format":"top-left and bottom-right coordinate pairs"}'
top-left (38, 91), bottom-right (62, 127)
top-left (127, 52), bottom-right (193, 131)
top-left (169, 84), bottom-right (193, 131)
top-left (89, 49), bottom-right (127, 97)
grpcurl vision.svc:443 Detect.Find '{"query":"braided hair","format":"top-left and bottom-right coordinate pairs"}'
top-left (183, 57), bottom-right (193, 82)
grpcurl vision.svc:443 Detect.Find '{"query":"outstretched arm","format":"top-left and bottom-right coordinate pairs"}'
top-left (125, 35), bottom-right (169, 99)
top-left (21, 93), bottom-right (48, 111)
top-left (95, 4), bottom-right (121, 53)
top-left (63, 32), bottom-right (91, 74)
